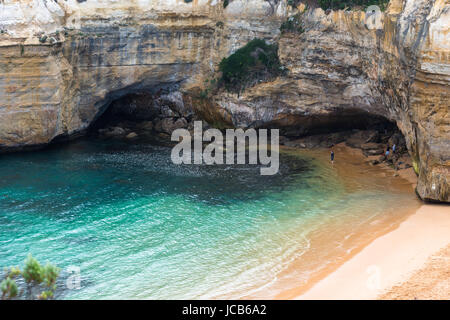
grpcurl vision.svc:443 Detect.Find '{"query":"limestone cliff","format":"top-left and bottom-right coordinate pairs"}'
top-left (0, 0), bottom-right (284, 146)
top-left (0, 0), bottom-right (448, 202)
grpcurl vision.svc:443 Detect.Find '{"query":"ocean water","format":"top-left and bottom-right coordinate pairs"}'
top-left (0, 139), bottom-right (419, 299)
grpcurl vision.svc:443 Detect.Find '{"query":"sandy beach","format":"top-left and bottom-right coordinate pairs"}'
top-left (297, 204), bottom-right (450, 300)
top-left (293, 144), bottom-right (450, 300)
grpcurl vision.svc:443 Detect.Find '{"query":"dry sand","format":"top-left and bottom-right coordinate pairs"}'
top-left (297, 204), bottom-right (450, 300)
top-left (379, 244), bottom-right (450, 300)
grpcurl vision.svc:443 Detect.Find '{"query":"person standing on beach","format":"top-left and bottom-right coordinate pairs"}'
top-left (330, 150), bottom-right (335, 164)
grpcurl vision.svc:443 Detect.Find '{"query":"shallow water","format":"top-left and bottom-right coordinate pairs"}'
top-left (0, 139), bottom-right (419, 299)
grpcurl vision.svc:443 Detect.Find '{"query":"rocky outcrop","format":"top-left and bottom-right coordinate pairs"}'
top-left (207, 0), bottom-right (450, 202)
top-left (0, 0), bottom-right (448, 202)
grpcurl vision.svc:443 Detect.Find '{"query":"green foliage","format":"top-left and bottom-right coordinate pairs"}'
top-left (1, 277), bottom-right (18, 299)
top-left (224, 0), bottom-right (229, 8)
top-left (184, 0), bottom-right (193, 3)
top-left (38, 290), bottom-right (54, 300)
top-left (219, 39), bottom-right (283, 93)
top-left (318, 0), bottom-right (390, 11)
top-left (8, 266), bottom-right (21, 278)
top-left (22, 254), bottom-right (44, 284)
top-left (42, 263), bottom-right (60, 288)
top-left (2, 254), bottom-right (60, 300)
top-left (280, 13), bottom-right (304, 34)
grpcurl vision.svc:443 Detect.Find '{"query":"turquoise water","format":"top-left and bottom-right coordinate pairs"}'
top-left (0, 139), bottom-right (417, 299)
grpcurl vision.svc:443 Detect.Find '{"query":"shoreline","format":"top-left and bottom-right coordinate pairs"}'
top-left (277, 143), bottom-right (449, 300)
top-left (291, 144), bottom-right (449, 300)
top-left (266, 144), bottom-right (421, 299)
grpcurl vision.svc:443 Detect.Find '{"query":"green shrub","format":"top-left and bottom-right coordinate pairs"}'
top-left (2, 254), bottom-right (60, 300)
top-left (219, 39), bottom-right (283, 93)
top-left (38, 290), bottom-right (54, 300)
top-left (8, 266), bottom-right (21, 278)
top-left (22, 254), bottom-right (44, 284)
top-left (1, 277), bottom-right (18, 299)
top-left (42, 263), bottom-right (60, 288)
top-left (224, 0), bottom-right (229, 8)
top-left (318, 0), bottom-right (390, 11)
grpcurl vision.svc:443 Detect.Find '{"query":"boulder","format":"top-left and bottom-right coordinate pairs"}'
top-left (361, 142), bottom-right (384, 150)
top-left (154, 117), bottom-right (188, 134)
top-left (388, 132), bottom-right (407, 153)
top-left (284, 132), bottom-right (349, 149)
top-left (159, 91), bottom-right (193, 118)
top-left (279, 136), bottom-right (288, 145)
top-left (285, 140), bottom-right (306, 148)
top-left (126, 132), bottom-right (138, 139)
top-left (102, 126), bottom-right (126, 137)
top-left (159, 105), bottom-right (177, 118)
top-left (136, 121), bottom-right (154, 131)
top-left (158, 133), bottom-right (170, 140)
top-left (361, 142), bottom-right (386, 157)
top-left (346, 130), bottom-right (378, 148)
top-left (174, 118), bottom-right (188, 129)
top-left (365, 131), bottom-right (380, 143)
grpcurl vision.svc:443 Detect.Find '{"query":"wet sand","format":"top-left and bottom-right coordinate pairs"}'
top-left (294, 145), bottom-right (450, 300)
top-left (241, 144), bottom-right (423, 299)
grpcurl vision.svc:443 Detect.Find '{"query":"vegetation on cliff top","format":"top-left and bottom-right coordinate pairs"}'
top-left (219, 39), bottom-right (283, 94)
top-left (318, 0), bottom-right (390, 11)
top-left (222, 0), bottom-right (390, 12)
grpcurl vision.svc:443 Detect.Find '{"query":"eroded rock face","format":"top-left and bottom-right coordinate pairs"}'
top-left (0, 0), bottom-right (285, 148)
top-left (207, 0), bottom-right (450, 202)
top-left (0, 0), bottom-right (448, 202)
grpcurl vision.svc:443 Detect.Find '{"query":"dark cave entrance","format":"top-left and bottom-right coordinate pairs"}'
top-left (275, 110), bottom-right (411, 168)
top-left (89, 88), bottom-right (197, 143)
top-left (90, 90), bottom-right (411, 170)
